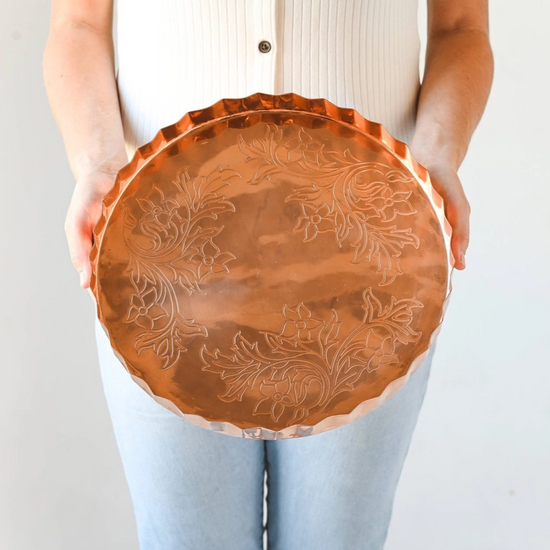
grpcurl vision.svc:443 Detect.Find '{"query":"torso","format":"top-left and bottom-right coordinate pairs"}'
top-left (114, 0), bottom-right (421, 158)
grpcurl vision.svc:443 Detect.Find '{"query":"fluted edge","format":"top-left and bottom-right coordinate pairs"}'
top-left (90, 91), bottom-right (455, 439)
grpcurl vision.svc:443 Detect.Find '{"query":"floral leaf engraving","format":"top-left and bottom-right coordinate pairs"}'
top-left (117, 121), bottom-right (425, 385)
top-left (200, 288), bottom-right (424, 424)
top-left (121, 165), bottom-right (240, 369)
top-left (238, 123), bottom-right (420, 285)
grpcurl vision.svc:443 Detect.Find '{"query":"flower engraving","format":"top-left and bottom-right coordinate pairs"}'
top-left (188, 238), bottom-right (236, 281)
top-left (200, 287), bottom-right (424, 425)
top-left (278, 303), bottom-right (324, 345)
top-left (125, 287), bottom-right (169, 330)
top-left (352, 330), bottom-right (399, 373)
top-left (279, 128), bottom-right (325, 165)
top-left (121, 165), bottom-right (240, 369)
top-left (253, 379), bottom-right (296, 422)
top-left (238, 124), bottom-right (421, 285)
top-left (293, 202), bottom-right (337, 242)
top-left (136, 186), bottom-right (181, 230)
top-left (349, 172), bottom-right (416, 222)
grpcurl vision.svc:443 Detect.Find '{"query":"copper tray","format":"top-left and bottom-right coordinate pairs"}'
top-left (90, 92), bottom-right (454, 439)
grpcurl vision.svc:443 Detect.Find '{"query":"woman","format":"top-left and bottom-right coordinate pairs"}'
top-left (43, 1), bottom-right (493, 548)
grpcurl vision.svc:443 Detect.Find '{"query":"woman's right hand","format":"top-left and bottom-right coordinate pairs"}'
top-left (64, 169), bottom-right (121, 292)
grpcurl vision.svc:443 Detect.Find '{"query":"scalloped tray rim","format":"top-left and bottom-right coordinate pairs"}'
top-left (90, 91), bottom-right (455, 439)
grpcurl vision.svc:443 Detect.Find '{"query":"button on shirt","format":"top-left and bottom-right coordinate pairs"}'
top-left (258, 40), bottom-right (272, 53)
top-left (114, 0), bottom-right (421, 158)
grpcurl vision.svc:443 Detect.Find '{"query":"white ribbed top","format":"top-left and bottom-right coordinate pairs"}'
top-left (114, 0), bottom-right (421, 160)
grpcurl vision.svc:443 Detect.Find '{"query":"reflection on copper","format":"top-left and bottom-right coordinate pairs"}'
top-left (90, 92), bottom-right (454, 439)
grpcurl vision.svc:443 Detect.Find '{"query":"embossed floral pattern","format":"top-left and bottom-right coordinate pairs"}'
top-left (125, 287), bottom-right (169, 330)
top-left (352, 330), bottom-right (399, 373)
top-left (293, 202), bottom-right (337, 242)
top-left (278, 303), bottom-right (324, 344)
top-left (238, 124), bottom-right (420, 285)
top-left (121, 166), bottom-right (240, 369)
top-left (136, 187), bottom-right (180, 230)
top-left (349, 172), bottom-right (417, 222)
top-left (188, 239), bottom-right (235, 281)
top-left (201, 287), bottom-right (423, 424)
top-left (253, 379), bottom-right (296, 422)
top-left (120, 120), bottom-right (425, 410)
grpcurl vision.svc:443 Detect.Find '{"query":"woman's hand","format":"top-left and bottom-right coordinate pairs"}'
top-left (407, 0), bottom-right (493, 271)
top-left (422, 162), bottom-right (471, 270)
top-left (64, 169), bottom-right (120, 290)
top-left (43, 0), bottom-right (127, 294)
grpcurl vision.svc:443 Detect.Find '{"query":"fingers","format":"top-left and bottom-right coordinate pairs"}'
top-left (64, 172), bottom-right (119, 291)
top-left (428, 167), bottom-right (471, 271)
top-left (65, 207), bottom-right (94, 289)
top-left (445, 193), bottom-right (471, 270)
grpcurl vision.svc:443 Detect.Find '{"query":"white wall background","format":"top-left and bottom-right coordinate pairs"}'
top-left (1, 2), bottom-right (548, 549)
top-left (386, 3), bottom-right (550, 549)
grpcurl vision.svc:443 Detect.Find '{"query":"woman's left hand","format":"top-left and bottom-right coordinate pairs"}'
top-left (421, 162), bottom-right (471, 270)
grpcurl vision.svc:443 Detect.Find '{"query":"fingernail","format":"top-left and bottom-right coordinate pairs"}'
top-left (79, 271), bottom-right (85, 287)
top-left (459, 252), bottom-right (466, 267)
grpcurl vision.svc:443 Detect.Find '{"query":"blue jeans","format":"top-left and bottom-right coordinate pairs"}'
top-left (94, 314), bottom-right (436, 550)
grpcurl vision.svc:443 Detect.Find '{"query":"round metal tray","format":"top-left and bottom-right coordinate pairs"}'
top-left (90, 92), bottom-right (454, 439)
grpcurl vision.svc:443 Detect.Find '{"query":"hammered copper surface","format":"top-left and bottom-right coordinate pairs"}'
top-left (90, 92), bottom-right (453, 439)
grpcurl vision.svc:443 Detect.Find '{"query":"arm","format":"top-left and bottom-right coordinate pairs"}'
top-left (43, 0), bottom-right (127, 291)
top-left (409, 0), bottom-right (494, 270)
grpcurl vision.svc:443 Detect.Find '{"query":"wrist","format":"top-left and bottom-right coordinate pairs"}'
top-left (410, 121), bottom-right (468, 173)
top-left (71, 151), bottom-right (128, 183)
